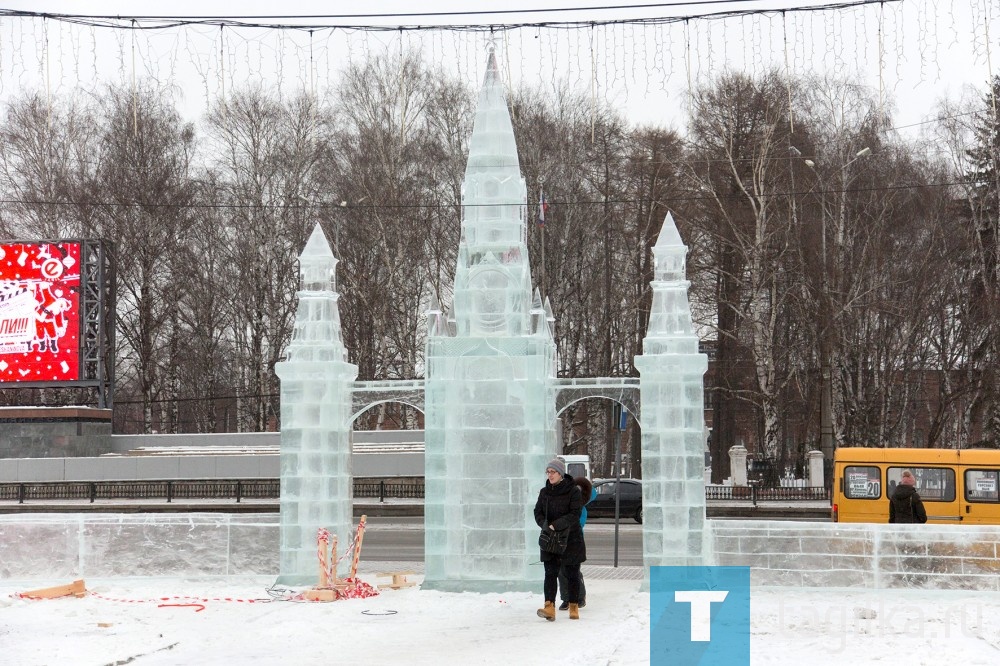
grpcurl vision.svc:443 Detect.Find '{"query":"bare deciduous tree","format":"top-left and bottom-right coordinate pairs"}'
top-left (205, 86), bottom-right (324, 431)
top-left (87, 84), bottom-right (197, 432)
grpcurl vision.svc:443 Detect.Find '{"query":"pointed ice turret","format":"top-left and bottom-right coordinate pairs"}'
top-left (450, 50), bottom-right (532, 338)
top-left (634, 213), bottom-right (709, 572)
top-left (543, 296), bottom-right (556, 339)
top-left (301, 222), bottom-right (337, 287)
top-left (275, 223), bottom-right (358, 585)
top-left (530, 288), bottom-right (546, 336)
top-left (425, 293), bottom-right (445, 338)
top-left (644, 212), bottom-right (698, 353)
top-left (423, 52), bottom-right (557, 593)
top-left (285, 224), bottom-right (348, 362)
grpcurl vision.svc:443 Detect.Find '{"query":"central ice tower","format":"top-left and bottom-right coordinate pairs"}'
top-left (422, 51), bottom-right (558, 592)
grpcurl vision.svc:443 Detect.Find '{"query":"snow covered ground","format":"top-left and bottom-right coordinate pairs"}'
top-left (3, 571), bottom-right (1000, 665)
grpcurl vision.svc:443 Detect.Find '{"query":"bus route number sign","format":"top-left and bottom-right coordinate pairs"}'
top-left (848, 471), bottom-right (880, 498)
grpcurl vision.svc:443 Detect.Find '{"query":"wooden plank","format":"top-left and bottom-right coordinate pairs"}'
top-left (303, 589), bottom-right (337, 602)
top-left (376, 572), bottom-right (417, 589)
top-left (19, 579), bottom-right (87, 599)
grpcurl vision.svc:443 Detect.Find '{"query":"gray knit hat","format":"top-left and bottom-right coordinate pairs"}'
top-left (546, 458), bottom-right (566, 477)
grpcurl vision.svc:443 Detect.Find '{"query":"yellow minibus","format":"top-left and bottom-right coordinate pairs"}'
top-left (832, 447), bottom-right (1000, 524)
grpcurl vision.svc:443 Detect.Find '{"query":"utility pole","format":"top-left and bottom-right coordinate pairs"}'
top-left (819, 170), bottom-right (834, 464)
top-left (538, 183), bottom-right (546, 301)
top-left (820, 354), bottom-right (834, 460)
top-left (795, 146), bottom-right (870, 474)
top-left (612, 404), bottom-right (627, 568)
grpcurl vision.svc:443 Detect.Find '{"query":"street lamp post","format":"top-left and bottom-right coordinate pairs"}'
top-left (795, 146), bottom-right (870, 466)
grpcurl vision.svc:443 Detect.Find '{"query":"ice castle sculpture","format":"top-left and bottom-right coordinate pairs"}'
top-left (634, 213), bottom-right (709, 568)
top-left (274, 223), bottom-right (358, 585)
top-left (274, 52), bottom-right (710, 590)
top-left (421, 50), bottom-right (558, 592)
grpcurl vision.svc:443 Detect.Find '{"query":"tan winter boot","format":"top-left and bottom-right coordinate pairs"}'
top-left (537, 600), bottom-right (556, 622)
top-left (569, 603), bottom-right (580, 620)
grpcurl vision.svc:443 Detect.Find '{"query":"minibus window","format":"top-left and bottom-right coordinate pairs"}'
top-left (964, 470), bottom-right (1000, 503)
top-left (844, 466), bottom-right (881, 499)
top-left (887, 466), bottom-right (955, 502)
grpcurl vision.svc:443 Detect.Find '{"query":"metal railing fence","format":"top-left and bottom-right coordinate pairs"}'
top-left (0, 479), bottom-right (424, 504)
top-left (705, 484), bottom-right (830, 504)
top-left (1, 479), bottom-right (827, 505)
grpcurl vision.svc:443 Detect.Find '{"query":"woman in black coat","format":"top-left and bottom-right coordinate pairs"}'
top-left (888, 469), bottom-right (928, 524)
top-left (533, 458), bottom-right (586, 621)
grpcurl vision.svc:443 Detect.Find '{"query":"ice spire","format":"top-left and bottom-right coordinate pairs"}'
top-left (300, 222), bottom-right (338, 289)
top-left (543, 296), bottom-right (555, 340)
top-left (425, 293), bottom-right (446, 338)
top-left (449, 50), bottom-right (532, 338)
top-left (423, 52), bottom-right (557, 593)
top-left (644, 212), bottom-right (698, 351)
top-left (530, 288), bottom-right (546, 336)
top-left (284, 223), bottom-right (348, 362)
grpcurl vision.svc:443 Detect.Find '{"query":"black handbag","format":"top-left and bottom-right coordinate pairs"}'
top-left (538, 527), bottom-right (569, 554)
top-left (538, 496), bottom-right (570, 554)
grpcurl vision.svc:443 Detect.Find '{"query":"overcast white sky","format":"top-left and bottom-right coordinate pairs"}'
top-left (0, 1), bottom-right (995, 136)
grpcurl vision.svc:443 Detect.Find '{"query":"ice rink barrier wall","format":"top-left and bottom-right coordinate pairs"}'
top-left (710, 520), bottom-right (1000, 590)
top-left (0, 513), bottom-right (280, 580)
top-left (3, 516), bottom-right (999, 589)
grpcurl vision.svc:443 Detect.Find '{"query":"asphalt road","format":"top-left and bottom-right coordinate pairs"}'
top-left (359, 516), bottom-right (644, 566)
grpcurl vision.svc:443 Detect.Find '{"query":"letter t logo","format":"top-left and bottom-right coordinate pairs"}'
top-left (674, 590), bottom-right (729, 641)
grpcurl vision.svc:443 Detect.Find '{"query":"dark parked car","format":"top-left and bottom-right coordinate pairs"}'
top-left (588, 479), bottom-right (642, 523)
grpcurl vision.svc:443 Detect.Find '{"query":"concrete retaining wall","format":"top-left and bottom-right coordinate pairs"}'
top-left (0, 425), bottom-right (423, 459)
top-left (1, 429), bottom-right (426, 482)
top-left (0, 451), bottom-right (423, 481)
top-left (108, 429), bottom-right (423, 453)
top-left (0, 407), bottom-right (113, 459)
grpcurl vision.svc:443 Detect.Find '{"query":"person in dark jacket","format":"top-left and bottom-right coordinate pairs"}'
top-left (558, 477), bottom-right (595, 611)
top-left (534, 458), bottom-right (586, 621)
top-left (889, 470), bottom-right (928, 524)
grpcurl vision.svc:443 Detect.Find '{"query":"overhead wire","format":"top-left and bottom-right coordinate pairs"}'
top-left (1, 1), bottom-right (898, 33)
top-left (0, 175), bottom-right (980, 214)
top-left (3, 0), bottom-right (974, 153)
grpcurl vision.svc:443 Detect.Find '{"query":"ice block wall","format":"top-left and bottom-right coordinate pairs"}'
top-left (711, 520), bottom-right (1000, 590)
top-left (274, 224), bottom-right (358, 585)
top-left (635, 213), bottom-right (709, 570)
top-left (0, 513), bottom-right (278, 580)
top-left (3, 514), bottom-right (998, 591)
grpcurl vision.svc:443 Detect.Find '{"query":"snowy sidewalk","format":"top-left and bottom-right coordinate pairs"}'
top-left (4, 574), bottom-right (1000, 664)
top-left (1, 573), bottom-right (649, 665)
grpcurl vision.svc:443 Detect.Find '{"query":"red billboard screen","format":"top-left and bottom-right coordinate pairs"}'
top-left (0, 241), bottom-right (81, 383)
